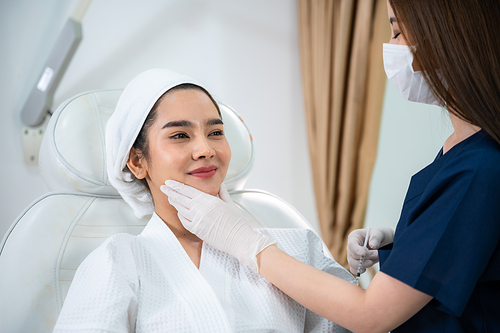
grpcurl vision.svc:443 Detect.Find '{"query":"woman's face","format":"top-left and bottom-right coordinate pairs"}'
top-left (386, 0), bottom-right (422, 71)
top-left (387, 0), bottom-right (409, 46)
top-left (136, 88), bottom-right (231, 199)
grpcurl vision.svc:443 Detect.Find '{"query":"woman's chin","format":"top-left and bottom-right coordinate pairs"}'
top-left (186, 181), bottom-right (220, 196)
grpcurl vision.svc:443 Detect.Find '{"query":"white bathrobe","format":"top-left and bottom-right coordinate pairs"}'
top-left (54, 214), bottom-right (354, 333)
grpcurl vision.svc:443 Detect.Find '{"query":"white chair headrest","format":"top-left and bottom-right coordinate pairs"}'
top-left (39, 90), bottom-right (254, 195)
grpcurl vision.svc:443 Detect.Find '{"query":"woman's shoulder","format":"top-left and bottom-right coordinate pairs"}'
top-left (256, 228), bottom-right (321, 248)
top-left (453, 130), bottom-right (500, 167)
top-left (72, 233), bottom-right (141, 292)
top-left (83, 233), bottom-right (139, 268)
top-left (468, 131), bottom-right (500, 172)
top-left (256, 228), bottom-right (321, 259)
top-left (434, 131), bottom-right (500, 184)
top-left (95, 233), bottom-right (137, 252)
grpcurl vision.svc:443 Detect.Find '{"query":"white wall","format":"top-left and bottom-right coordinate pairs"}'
top-left (365, 82), bottom-right (453, 231)
top-left (0, 0), bottom-right (319, 240)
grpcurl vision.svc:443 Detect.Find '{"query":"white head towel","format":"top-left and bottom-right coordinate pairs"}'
top-left (106, 68), bottom-right (203, 218)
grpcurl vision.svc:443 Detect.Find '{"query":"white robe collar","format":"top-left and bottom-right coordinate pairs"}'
top-left (137, 213), bottom-right (232, 332)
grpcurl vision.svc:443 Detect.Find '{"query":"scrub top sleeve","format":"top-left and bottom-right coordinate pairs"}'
top-left (381, 150), bottom-right (500, 316)
top-left (53, 234), bottom-right (139, 333)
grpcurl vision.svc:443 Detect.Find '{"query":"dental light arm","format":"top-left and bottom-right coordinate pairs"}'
top-left (20, 0), bottom-right (91, 127)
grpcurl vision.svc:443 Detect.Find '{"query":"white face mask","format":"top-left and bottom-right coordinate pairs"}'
top-left (383, 43), bottom-right (441, 107)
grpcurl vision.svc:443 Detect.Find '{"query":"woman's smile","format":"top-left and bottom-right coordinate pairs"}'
top-left (188, 165), bottom-right (218, 178)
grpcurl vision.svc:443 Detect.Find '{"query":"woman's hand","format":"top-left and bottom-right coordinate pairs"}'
top-left (160, 180), bottom-right (276, 273)
top-left (346, 227), bottom-right (394, 274)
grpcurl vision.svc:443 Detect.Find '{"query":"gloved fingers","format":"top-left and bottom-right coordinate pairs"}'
top-left (348, 228), bottom-right (370, 246)
top-left (347, 249), bottom-right (378, 274)
top-left (363, 249), bottom-right (379, 263)
top-left (361, 258), bottom-right (377, 269)
top-left (164, 180), bottom-right (203, 199)
top-left (347, 259), bottom-right (368, 275)
top-left (357, 267), bottom-right (368, 275)
top-left (177, 213), bottom-right (193, 229)
top-left (347, 239), bottom-right (369, 259)
top-left (352, 249), bottom-right (378, 265)
top-left (347, 244), bottom-right (363, 260)
top-left (347, 256), bottom-right (360, 274)
top-left (218, 183), bottom-right (234, 203)
top-left (161, 185), bottom-right (195, 219)
top-left (347, 259), bottom-right (373, 275)
top-left (347, 250), bottom-right (362, 273)
top-left (367, 227), bottom-right (394, 249)
top-left (167, 197), bottom-right (201, 226)
top-left (161, 185), bottom-right (193, 209)
top-left (368, 233), bottom-right (383, 250)
top-left (169, 198), bottom-right (191, 216)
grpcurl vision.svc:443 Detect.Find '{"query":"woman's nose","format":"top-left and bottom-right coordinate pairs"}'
top-left (192, 137), bottom-right (215, 160)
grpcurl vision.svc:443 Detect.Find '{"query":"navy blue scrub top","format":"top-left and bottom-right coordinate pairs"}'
top-left (378, 130), bottom-right (500, 332)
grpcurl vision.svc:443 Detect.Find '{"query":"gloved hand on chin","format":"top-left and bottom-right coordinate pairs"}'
top-left (160, 180), bottom-right (276, 274)
top-left (346, 227), bottom-right (394, 275)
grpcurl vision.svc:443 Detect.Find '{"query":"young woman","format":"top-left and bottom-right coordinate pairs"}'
top-left (52, 68), bottom-right (353, 333)
top-left (163, 1), bottom-right (500, 332)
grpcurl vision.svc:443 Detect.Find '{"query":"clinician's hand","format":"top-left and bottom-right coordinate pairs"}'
top-left (346, 227), bottom-right (394, 275)
top-left (160, 180), bottom-right (276, 274)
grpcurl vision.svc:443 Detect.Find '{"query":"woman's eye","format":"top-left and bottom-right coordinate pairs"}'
top-left (392, 32), bottom-right (401, 39)
top-left (209, 130), bottom-right (224, 137)
top-left (170, 133), bottom-right (189, 139)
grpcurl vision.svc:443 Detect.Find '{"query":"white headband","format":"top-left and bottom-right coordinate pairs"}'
top-left (105, 68), bottom-right (203, 218)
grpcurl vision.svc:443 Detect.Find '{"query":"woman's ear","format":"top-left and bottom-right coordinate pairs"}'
top-left (126, 148), bottom-right (147, 179)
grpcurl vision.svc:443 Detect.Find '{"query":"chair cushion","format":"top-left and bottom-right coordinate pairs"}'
top-left (0, 193), bottom-right (149, 332)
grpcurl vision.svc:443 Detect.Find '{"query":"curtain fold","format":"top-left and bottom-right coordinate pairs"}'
top-left (298, 0), bottom-right (390, 267)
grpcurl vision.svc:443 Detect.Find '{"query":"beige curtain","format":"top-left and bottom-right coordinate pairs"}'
top-left (298, 0), bottom-right (390, 267)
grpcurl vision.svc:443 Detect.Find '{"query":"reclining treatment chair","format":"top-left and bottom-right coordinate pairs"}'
top-left (0, 89), bottom-right (328, 333)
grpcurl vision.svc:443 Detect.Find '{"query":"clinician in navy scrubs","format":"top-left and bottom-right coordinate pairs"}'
top-left (161, 0), bottom-right (500, 332)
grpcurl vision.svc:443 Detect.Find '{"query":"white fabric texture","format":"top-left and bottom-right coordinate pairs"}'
top-left (53, 214), bottom-right (354, 333)
top-left (105, 69), bottom-right (202, 219)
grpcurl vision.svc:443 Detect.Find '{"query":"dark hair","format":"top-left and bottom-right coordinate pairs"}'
top-left (131, 83), bottom-right (221, 163)
top-left (389, 0), bottom-right (500, 145)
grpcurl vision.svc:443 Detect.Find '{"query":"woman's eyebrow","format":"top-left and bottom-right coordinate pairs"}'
top-left (207, 118), bottom-right (223, 126)
top-left (389, 17), bottom-right (396, 25)
top-left (162, 120), bottom-right (193, 129)
top-left (161, 118), bottom-right (223, 129)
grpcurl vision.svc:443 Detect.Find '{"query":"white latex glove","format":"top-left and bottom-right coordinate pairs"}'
top-left (346, 227), bottom-right (394, 275)
top-left (160, 180), bottom-right (276, 274)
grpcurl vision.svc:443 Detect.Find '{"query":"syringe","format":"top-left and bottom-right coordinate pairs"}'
top-left (356, 228), bottom-right (371, 286)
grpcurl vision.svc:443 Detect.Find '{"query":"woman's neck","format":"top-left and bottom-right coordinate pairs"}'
top-left (154, 200), bottom-right (203, 268)
top-left (155, 202), bottom-right (201, 242)
top-left (443, 111), bottom-right (481, 154)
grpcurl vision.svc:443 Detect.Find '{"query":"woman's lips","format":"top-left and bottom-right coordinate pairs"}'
top-left (188, 165), bottom-right (217, 178)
